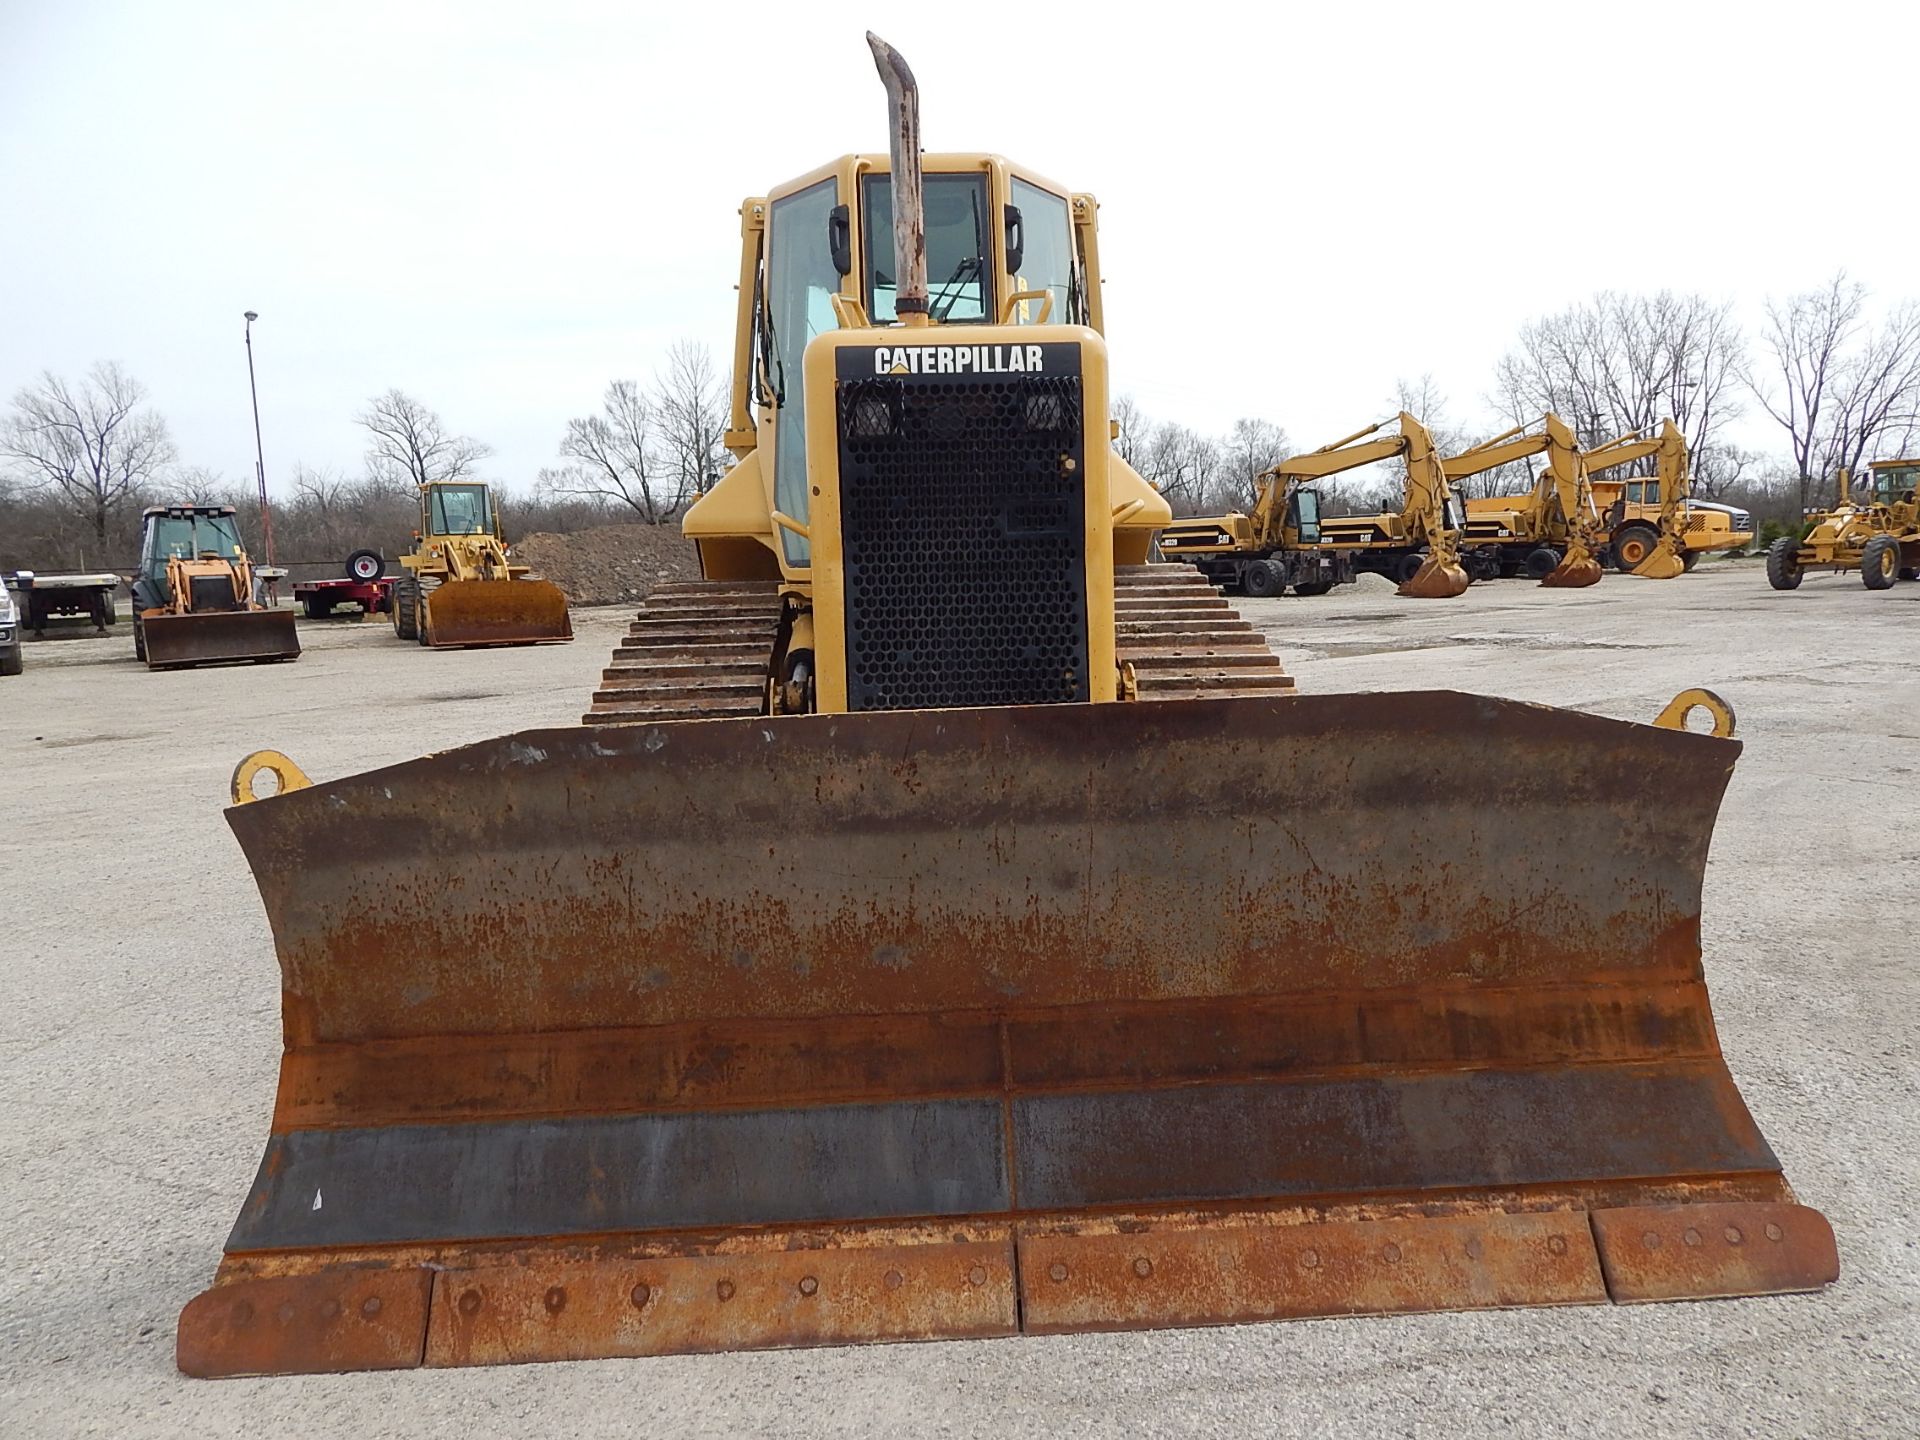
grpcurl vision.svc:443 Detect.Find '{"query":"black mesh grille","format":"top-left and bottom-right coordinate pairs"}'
top-left (836, 365), bottom-right (1088, 712)
top-left (189, 574), bottom-right (239, 612)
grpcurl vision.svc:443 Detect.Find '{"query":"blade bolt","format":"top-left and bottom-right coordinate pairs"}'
top-left (1048, 1263), bottom-right (1069, 1283)
top-left (799, 1276), bottom-right (819, 1297)
top-left (1682, 1228), bottom-right (1702, 1248)
top-left (457, 1289), bottom-right (482, 1317)
top-left (1133, 1258), bottom-right (1153, 1279)
top-left (320, 1299), bottom-right (341, 1321)
top-left (1300, 1249), bottom-right (1321, 1270)
top-left (1723, 1227), bottom-right (1744, 1246)
top-left (1463, 1238), bottom-right (1484, 1261)
top-left (1380, 1243), bottom-right (1402, 1265)
top-left (884, 1269), bottom-right (905, 1291)
top-left (361, 1296), bottom-right (383, 1318)
top-left (1765, 1223), bottom-right (1784, 1243)
top-left (276, 1303), bottom-right (296, 1325)
top-left (967, 1266), bottom-right (987, 1287)
top-left (1547, 1236), bottom-right (1568, 1256)
top-left (544, 1286), bottom-right (568, 1314)
top-left (231, 1301), bottom-right (255, 1327)
top-left (1642, 1231), bottom-right (1662, 1250)
top-left (716, 1280), bottom-right (736, 1301)
top-left (630, 1283), bottom-right (651, 1309)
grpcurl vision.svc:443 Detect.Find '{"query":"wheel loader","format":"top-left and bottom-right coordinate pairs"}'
top-left (389, 479), bottom-right (573, 647)
top-left (1156, 415), bottom-right (1464, 598)
top-left (1449, 414), bottom-right (1605, 586)
top-left (129, 505), bottom-right (300, 669)
top-left (1767, 459), bottom-right (1920, 590)
top-left (177, 35), bottom-right (1834, 1380)
top-left (1584, 420), bottom-right (1752, 576)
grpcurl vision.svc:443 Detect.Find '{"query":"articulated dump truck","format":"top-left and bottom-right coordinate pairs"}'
top-left (178, 37), bottom-right (1835, 1379)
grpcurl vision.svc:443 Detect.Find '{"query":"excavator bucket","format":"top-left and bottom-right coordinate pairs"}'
top-left (422, 579), bottom-right (573, 648)
top-left (178, 691), bottom-right (1833, 1378)
top-left (1541, 548), bottom-right (1604, 588)
top-left (1632, 538), bottom-right (1688, 580)
top-left (1395, 554), bottom-right (1470, 598)
top-left (142, 609), bottom-right (301, 668)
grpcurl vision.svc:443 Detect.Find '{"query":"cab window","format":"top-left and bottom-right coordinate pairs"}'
top-left (862, 173), bottom-right (992, 324)
top-left (766, 178), bottom-right (840, 567)
top-left (1008, 179), bottom-right (1079, 326)
top-left (429, 485), bottom-right (492, 536)
top-left (148, 515), bottom-right (242, 563)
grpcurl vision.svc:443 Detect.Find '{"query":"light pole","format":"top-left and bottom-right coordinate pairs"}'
top-left (242, 311), bottom-right (277, 572)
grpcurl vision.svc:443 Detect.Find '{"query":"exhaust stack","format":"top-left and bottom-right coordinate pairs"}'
top-left (867, 33), bottom-right (927, 325)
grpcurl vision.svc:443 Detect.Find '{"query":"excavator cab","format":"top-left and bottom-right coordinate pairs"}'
top-left (178, 36), bottom-right (1833, 1381)
top-left (1288, 487), bottom-right (1322, 544)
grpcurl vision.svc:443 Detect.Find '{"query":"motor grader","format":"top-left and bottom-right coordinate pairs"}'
top-left (129, 505), bottom-right (300, 669)
top-left (177, 36), bottom-right (1834, 1381)
top-left (1768, 459), bottom-right (1920, 590)
top-left (1156, 415), bottom-right (1464, 598)
top-left (389, 479), bottom-right (572, 647)
top-left (1449, 415), bottom-right (1605, 586)
top-left (1584, 420), bottom-right (1751, 575)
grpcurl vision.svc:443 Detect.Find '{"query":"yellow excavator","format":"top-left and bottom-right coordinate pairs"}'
top-left (177, 36), bottom-right (1834, 1380)
top-left (129, 505), bottom-right (301, 668)
top-left (1157, 414), bottom-right (1466, 598)
top-left (389, 480), bottom-right (573, 647)
top-left (1768, 458), bottom-right (1920, 590)
top-left (1449, 415), bottom-right (1605, 586)
top-left (1584, 420), bottom-right (1747, 577)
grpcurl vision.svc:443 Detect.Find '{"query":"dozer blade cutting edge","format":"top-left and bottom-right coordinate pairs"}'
top-left (142, 609), bottom-right (301, 668)
top-left (422, 578), bottom-right (572, 648)
top-left (178, 692), bottom-right (1835, 1378)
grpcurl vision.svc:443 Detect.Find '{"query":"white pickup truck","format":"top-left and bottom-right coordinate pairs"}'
top-left (0, 585), bottom-right (20, 675)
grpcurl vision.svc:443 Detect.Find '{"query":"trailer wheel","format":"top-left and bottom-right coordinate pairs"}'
top-left (304, 598), bottom-right (333, 620)
top-left (1524, 546), bottom-right (1562, 579)
top-left (1241, 560), bottom-right (1283, 598)
top-left (1861, 534), bottom-right (1899, 590)
top-left (344, 549), bottom-right (384, 583)
top-left (1765, 537), bottom-right (1802, 591)
top-left (1293, 580), bottom-right (1335, 597)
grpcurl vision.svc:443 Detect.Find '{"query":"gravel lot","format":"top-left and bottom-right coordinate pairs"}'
top-left (2, 560), bottom-right (1914, 1439)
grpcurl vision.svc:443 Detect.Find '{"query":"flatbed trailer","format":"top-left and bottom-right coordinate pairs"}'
top-left (292, 575), bottom-right (394, 618)
top-left (5, 571), bottom-right (119, 634)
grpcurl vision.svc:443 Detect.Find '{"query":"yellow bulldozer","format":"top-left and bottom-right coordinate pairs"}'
top-left (389, 479), bottom-right (573, 647)
top-left (1768, 459), bottom-right (1920, 590)
top-left (129, 505), bottom-right (301, 669)
top-left (177, 36), bottom-right (1834, 1380)
top-left (1156, 414), bottom-right (1468, 598)
top-left (1449, 415), bottom-right (1606, 586)
top-left (1584, 420), bottom-right (1751, 576)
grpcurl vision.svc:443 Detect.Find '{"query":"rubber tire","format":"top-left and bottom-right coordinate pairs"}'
top-left (1861, 534), bottom-right (1899, 590)
top-left (1524, 546), bottom-right (1562, 579)
top-left (0, 646), bottom-right (21, 676)
top-left (1293, 580), bottom-right (1335, 597)
top-left (1612, 524), bottom-right (1660, 572)
top-left (304, 598), bottom-right (332, 620)
top-left (1682, 549), bottom-right (1700, 573)
top-left (392, 578), bottom-right (420, 640)
top-left (132, 611), bottom-right (147, 661)
top-left (1241, 559), bottom-right (1283, 598)
top-left (1766, 537), bottom-right (1802, 591)
top-left (1392, 552), bottom-right (1428, 585)
top-left (1900, 567), bottom-right (1919, 582)
top-left (344, 548), bottom-right (384, 583)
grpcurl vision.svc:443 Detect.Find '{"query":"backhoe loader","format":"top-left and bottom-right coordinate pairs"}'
top-left (130, 505), bottom-right (300, 668)
top-left (1449, 415), bottom-right (1604, 586)
top-left (177, 35), bottom-right (1834, 1381)
top-left (1156, 417), bottom-right (1468, 598)
top-left (389, 480), bottom-right (572, 647)
top-left (1767, 459), bottom-right (1920, 590)
top-left (1584, 420), bottom-right (1751, 576)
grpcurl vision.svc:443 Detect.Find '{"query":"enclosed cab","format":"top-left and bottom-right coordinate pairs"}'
top-left (389, 480), bottom-right (572, 647)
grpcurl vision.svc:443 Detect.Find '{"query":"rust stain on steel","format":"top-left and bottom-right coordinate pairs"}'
top-left (1018, 1210), bottom-right (1607, 1334)
top-left (176, 1267), bottom-right (430, 1378)
top-left (143, 609), bottom-right (300, 667)
top-left (426, 1234), bottom-right (1016, 1365)
top-left (423, 579), bottom-right (571, 648)
top-left (225, 693), bottom-right (1739, 1046)
top-left (1590, 1201), bottom-right (1838, 1302)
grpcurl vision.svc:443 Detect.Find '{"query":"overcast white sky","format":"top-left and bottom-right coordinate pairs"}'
top-left (2, 1), bottom-right (1913, 497)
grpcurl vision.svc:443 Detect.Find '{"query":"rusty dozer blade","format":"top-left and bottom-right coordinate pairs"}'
top-left (179, 693), bottom-right (1835, 1378)
top-left (422, 578), bottom-right (572, 648)
top-left (142, 609), bottom-right (301, 669)
top-left (1396, 553), bottom-right (1470, 598)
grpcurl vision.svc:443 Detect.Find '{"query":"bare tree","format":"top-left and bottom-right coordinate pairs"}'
top-left (1216, 417), bottom-right (1291, 509)
top-left (653, 341), bottom-right (727, 501)
top-left (1492, 291), bottom-right (1745, 474)
top-left (1141, 424), bottom-right (1223, 516)
top-left (1110, 394), bottom-right (1155, 474)
top-left (0, 362), bottom-right (176, 549)
top-left (356, 389), bottom-right (492, 490)
top-left (1750, 275), bottom-right (1920, 511)
top-left (540, 381), bottom-right (672, 523)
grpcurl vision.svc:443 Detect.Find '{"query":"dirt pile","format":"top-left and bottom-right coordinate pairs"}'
top-left (513, 523), bottom-right (701, 605)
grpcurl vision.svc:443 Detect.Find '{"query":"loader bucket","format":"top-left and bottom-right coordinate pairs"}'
top-left (1395, 554), bottom-right (1470, 598)
top-left (1632, 537), bottom-right (1687, 580)
top-left (142, 609), bottom-right (301, 669)
top-left (422, 579), bottom-right (572, 647)
top-left (179, 693), bottom-right (1835, 1378)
